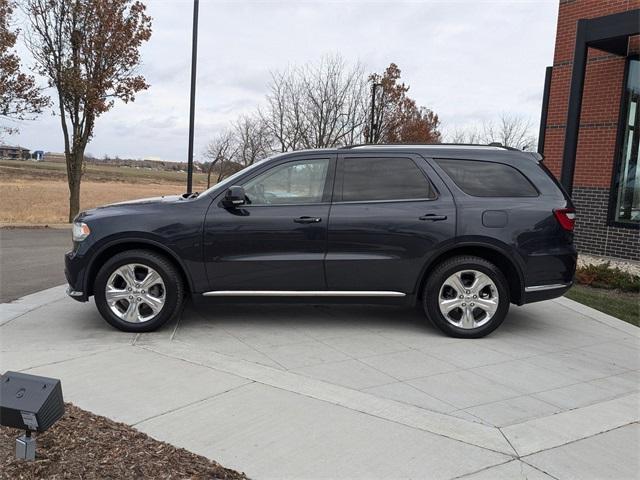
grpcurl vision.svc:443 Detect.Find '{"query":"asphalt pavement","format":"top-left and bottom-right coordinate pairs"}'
top-left (0, 228), bottom-right (71, 302)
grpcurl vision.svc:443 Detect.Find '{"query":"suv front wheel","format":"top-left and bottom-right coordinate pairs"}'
top-left (423, 256), bottom-right (509, 338)
top-left (94, 250), bottom-right (184, 332)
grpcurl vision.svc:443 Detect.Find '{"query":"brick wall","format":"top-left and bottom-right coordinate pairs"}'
top-left (543, 0), bottom-right (640, 260)
top-left (573, 187), bottom-right (640, 260)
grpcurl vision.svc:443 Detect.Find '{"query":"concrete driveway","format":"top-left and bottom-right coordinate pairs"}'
top-left (1, 288), bottom-right (639, 479)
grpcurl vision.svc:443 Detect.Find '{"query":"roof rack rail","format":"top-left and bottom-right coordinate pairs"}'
top-left (338, 142), bottom-right (518, 150)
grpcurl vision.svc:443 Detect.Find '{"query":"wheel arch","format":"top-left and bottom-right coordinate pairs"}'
top-left (84, 239), bottom-right (193, 297)
top-left (416, 242), bottom-right (525, 305)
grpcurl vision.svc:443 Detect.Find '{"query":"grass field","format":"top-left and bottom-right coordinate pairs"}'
top-left (0, 160), bottom-right (210, 224)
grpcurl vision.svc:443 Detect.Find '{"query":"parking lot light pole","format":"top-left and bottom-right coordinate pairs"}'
top-left (368, 82), bottom-right (382, 144)
top-left (186, 0), bottom-right (199, 194)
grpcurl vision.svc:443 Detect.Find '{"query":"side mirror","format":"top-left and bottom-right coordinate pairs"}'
top-left (223, 186), bottom-right (246, 208)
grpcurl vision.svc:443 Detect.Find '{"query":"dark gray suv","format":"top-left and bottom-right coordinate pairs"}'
top-left (65, 144), bottom-right (577, 338)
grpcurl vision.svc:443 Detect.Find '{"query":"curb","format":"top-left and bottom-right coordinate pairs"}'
top-left (552, 296), bottom-right (639, 337)
top-left (0, 223), bottom-right (71, 229)
top-left (0, 284), bottom-right (68, 326)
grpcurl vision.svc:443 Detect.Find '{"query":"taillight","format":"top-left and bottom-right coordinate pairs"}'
top-left (554, 208), bottom-right (576, 231)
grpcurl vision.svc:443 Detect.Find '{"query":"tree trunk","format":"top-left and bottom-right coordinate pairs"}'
top-left (207, 159), bottom-right (218, 189)
top-left (66, 149), bottom-right (84, 222)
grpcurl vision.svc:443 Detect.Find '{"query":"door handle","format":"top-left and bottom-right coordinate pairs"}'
top-left (294, 216), bottom-right (322, 224)
top-left (419, 214), bottom-right (448, 221)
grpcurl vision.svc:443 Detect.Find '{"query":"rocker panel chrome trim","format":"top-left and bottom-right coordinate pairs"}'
top-left (524, 283), bottom-right (571, 293)
top-left (202, 290), bottom-right (406, 297)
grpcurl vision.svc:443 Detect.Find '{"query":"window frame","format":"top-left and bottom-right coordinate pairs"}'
top-left (433, 157), bottom-right (540, 198)
top-left (607, 55), bottom-right (640, 230)
top-left (333, 154), bottom-right (439, 205)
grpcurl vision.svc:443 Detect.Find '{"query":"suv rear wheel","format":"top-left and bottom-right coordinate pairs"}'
top-left (423, 256), bottom-right (509, 338)
top-left (94, 250), bottom-right (184, 332)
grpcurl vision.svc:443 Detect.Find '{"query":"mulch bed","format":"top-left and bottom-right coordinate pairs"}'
top-left (0, 403), bottom-right (249, 479)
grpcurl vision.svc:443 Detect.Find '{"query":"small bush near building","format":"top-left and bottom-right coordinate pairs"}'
top-left (575, 262), bottom-right (640, 293)
top-left (567, 262), bottom-right (639, 326)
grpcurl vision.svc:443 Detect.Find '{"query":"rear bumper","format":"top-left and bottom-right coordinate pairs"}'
top-left (523, 282), bottom-right (573, 304)
top-left (521, 244), bottom-right (576, 304)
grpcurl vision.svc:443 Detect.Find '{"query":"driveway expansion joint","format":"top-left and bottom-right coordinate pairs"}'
top-left (137, 343), bottom-right (518, 456)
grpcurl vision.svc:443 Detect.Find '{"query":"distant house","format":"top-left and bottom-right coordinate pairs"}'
top-left (0, 145), bottom-right (30, 160)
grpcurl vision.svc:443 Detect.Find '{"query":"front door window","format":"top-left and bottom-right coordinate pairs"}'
top-left (243, 159), bottom-right (329, 205)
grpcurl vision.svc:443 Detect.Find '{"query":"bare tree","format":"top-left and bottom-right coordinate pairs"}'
top-left (447, 114), bottom-right (536, 150)
top-left (481, 114), bottom-right (536, 151)
top-left (261, 68), bottom-right (306, 152)
top-left (205, 130), bottom-right (238, 188)
top-left (212, 56), bottom-right (441, 158)
top-left (298, 55), bottom-right (368, 148)
top-left (446, 126), bottom-right (482, 145)
top-left (260, 54), bottom-right (368, 151)
top-left (24, 0), bottom-right (152, 221)
top-left (235, 114), bottom-right (272, 167)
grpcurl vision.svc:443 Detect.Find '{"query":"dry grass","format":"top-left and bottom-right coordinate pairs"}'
top-left (0, 160), bottom-right (212, 224)
top-left (1, 181), bottom-right (188, 223)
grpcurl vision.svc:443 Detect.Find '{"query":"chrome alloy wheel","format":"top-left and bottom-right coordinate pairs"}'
top-left (438, 269), bottom-right (499, 329)
top-left (105, 263), bottom-right (166, 323)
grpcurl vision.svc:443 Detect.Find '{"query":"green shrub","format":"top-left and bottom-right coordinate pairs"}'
top-left (576, 262), bottom-right (640, 293)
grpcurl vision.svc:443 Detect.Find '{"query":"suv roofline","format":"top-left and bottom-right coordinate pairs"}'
top-left (337, 143), bottom-right (543, 163)
top-left (277, 144), bottom-right (544, 163)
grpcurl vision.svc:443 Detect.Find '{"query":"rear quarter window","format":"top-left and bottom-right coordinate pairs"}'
top-left (435, 158), bottom-right (538, 197)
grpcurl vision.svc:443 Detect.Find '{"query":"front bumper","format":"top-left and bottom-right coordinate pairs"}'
top-left (65, 250), bottom-right (89, 302)
top-left (66, 286), bottom-right (86, 301)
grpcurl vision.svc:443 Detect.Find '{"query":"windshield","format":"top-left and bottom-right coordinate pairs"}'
top-left (200, 155), bottom-right (277, 197)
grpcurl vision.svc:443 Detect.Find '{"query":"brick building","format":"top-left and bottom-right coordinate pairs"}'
top-left (540, 1), bottom-right (639, 260)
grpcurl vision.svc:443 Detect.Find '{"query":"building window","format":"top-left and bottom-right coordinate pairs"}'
top-left (613, 59), bottom-right (640, 225)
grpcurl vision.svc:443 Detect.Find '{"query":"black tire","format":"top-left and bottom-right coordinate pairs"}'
top-left (422, 256), bottom-right (509, 338)
top-left (94, 249), bottom-right (184, 332)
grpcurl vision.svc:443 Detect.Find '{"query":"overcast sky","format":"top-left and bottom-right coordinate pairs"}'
top-left (10, 0), bottom-right (559, 162)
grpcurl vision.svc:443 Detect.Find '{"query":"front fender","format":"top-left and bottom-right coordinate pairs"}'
top-left (80, 233), bottom-right (199, 297)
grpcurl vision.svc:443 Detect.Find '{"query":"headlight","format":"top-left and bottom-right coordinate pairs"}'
top-left (72, 222), bottom-right (91, 242)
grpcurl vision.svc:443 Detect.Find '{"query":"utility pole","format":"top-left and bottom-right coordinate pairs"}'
top-left (186, 0), bottom-right (199, 194)
top-left (368, 81), bottom-right (382, 143)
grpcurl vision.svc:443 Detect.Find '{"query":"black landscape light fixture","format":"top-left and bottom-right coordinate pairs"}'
top-left (0, 371), bottom-right (65, 461)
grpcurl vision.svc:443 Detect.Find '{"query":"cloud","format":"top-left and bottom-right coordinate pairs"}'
top-left (12, 0), bottom-right (558, 160)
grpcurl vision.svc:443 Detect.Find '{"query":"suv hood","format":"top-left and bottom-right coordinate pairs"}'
top-left (98, 194), bottom-right (184, 208)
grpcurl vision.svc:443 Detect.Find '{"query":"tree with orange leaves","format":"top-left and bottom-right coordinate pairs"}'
top-left (367, 63), bottom-right (441, 144)
top-left (24, 0), bottom-right (152, 221)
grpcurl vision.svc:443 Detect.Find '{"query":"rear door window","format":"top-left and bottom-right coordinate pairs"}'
top-left (339, 157), bottom-right (436, 202)
top-left (435, 158), bottom-right (538, 197)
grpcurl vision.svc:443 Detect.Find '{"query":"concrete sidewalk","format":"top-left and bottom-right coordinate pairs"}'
top-left (1, 287), bottom-right (639, 479)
